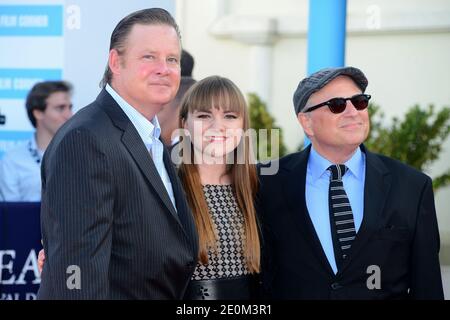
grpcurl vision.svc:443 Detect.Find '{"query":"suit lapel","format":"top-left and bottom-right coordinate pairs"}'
top-left (96, 89), bottom-right (179, 220)
top-left (282, 146), bottom-right (335, 275)
top-left (121, 129), bottom-right (179, 219)
top-left (338, 146), bottom-right (392, 275)
top-left (163, 147), bottom-right (198, 253)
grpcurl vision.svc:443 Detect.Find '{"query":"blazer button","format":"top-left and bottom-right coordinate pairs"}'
top-left (331, 282), bottom-right (343, 290)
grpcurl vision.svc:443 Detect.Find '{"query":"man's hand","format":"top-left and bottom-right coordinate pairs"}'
top-left (38, 249), bottom-right (46, 274)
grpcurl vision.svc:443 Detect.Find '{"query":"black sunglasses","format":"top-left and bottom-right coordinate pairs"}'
top-left (304, 93), bottom-right (371, 114)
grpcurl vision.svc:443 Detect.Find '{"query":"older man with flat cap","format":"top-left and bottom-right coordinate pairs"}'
top-left (258, 66), bottom-right (444, 299)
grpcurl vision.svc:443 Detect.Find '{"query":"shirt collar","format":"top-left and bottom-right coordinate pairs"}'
top-left (308, 145), bottom-right (364, 182)
top-left (31, 133), bottom-right (44, 156)
top-left (105, 84), bottom-right (161, 144)
top-left (30, 133), bottom-right (38, 151)
top-left (345, 146), bottom-right (364, 179)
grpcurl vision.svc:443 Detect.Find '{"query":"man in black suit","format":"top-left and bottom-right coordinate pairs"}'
top-left (38, 8), bottom-right (198, 299)
top-left (258, 67), bottom-right (444, 299)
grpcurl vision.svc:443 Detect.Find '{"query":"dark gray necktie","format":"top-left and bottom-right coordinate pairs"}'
top-left (328, 164), bottom-right (356, 270)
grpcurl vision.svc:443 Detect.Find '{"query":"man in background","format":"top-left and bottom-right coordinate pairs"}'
top-left (0, 81), bottom-right (73, 201)
top-left (181, 49), bottom-right (194, 77)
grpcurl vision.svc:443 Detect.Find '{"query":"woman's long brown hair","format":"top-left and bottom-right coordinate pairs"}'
top-left (177, 76), bottom-right (260, 273)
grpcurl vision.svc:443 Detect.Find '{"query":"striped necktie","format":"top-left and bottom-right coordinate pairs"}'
top-left (328, 164), bottom-right (356, 270)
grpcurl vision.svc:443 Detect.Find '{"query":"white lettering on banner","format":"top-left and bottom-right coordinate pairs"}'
top-left (15, 249), bottom-right (40, 285)
top-left (13, 78), bottom-right (43, 90)
top-left (26, 293), bottom-right (37, 300)
top-left (0, 292), bottom-right (37, 300)
top-left (0, 250), bottom-right (16, 284)
top-left (18, 15), bottom-right (48, 28)
top-left (1, 293), bottom-right (20, 300)
top-left (0, 250), bottom-right (41, 285)
top-left (0, 15), bottom-right (17, 27)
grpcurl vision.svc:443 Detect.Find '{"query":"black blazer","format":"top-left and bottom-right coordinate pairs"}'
top-left (257, 145), bottom-right (444, 299)
top-left (38, 89), bottom-right (198, 299)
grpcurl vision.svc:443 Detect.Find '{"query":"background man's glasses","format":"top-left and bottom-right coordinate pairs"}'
top-left (304, 93), bottom-right (371, 114)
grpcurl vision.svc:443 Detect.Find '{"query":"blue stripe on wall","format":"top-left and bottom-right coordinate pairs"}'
top-left (0, 68), bottom-right (62, 99)
top-left (0, 5), bottom-right (63, 36)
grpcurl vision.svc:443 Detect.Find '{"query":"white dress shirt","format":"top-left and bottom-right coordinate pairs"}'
top-left (0, 135), bottom-right (43, 202)
top-left (105, 84), bottom-right (176, 210)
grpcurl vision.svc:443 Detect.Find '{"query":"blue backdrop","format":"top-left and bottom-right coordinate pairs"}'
top-left (0, 202), bottom-right (41, 300)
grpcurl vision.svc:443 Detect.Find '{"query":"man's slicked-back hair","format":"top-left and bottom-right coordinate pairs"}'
top-left (99, 8), bottom-right (181, 88)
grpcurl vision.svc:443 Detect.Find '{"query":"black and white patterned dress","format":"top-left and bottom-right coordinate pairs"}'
top-left (191, 184), bottom-right (250, 280)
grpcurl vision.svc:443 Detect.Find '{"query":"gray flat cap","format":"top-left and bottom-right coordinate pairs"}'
top-left (293, 66), bottom-right (368, 114)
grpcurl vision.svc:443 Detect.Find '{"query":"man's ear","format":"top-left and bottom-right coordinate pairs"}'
top-left (297, 112), bottom-right (313, 137)
top-left (32, 109), bottom-right (44, 122)
top-left (109, 49), bottom-right (121, 76)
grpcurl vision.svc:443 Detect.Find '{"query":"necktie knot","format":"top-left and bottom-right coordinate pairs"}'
top-left (328, 164), bottom-right (348, 181)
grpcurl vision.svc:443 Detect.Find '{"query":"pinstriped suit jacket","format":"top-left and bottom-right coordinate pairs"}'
top-left (37, 89), bottom-right (198, 299)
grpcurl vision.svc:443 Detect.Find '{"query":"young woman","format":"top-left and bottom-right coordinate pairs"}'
top-left (38, 75), bottom-right (260, 300)
top-left (177, 75), bottom-right (260, 299)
